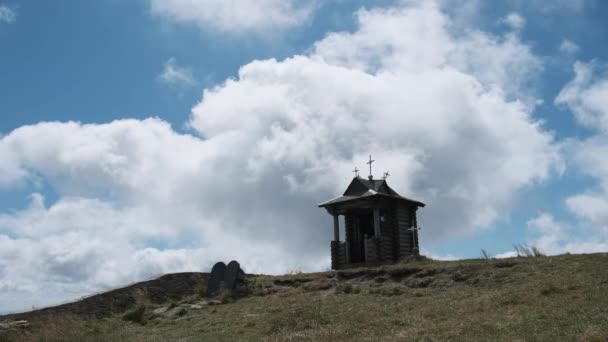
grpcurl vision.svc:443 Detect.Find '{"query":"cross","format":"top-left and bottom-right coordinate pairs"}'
top-left (366, 155), bottom-right (375, 180)
top-left (383, 171), bottom-right (390, 179)
top-left (409, 226), bottom-right (421, 251)
top-left (352, 167), bottom-right (360, 177)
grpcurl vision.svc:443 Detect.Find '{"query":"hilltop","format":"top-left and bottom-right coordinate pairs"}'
top-left (1, 253), bottom-right (608, 341)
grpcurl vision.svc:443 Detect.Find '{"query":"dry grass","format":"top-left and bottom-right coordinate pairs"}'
top-left (2, 253), bottom-right (608, 341)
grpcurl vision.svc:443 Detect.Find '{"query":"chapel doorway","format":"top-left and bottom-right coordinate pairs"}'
top-left (349, 211), bottom-right (374, 263)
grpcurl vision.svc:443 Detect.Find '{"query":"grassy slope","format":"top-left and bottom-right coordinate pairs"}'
top-left (3, 253), bottom-right (608, 341)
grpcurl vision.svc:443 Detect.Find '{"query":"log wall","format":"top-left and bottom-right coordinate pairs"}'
top-left (397, 204), bottom-right (414, 258)
top-left (331, 240), bottom-right (339, 270)
top-left (331, 240), bottom-right (347, 270)
top-left (380, 206), bottom-right (397, 262)
top-left (335, 202), bottom-right (420, 268)
top-left (364, 237), bottom-right (379, 263)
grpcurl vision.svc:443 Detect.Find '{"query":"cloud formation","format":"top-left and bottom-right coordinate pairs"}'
top-left (0, 1), bottom-right (560, 312)
top-left (496, 212), bottom-right (608, 258)
top-left (189, 1), bottom-right (558, 235)
top-left (529, 213), bottom-right (608, 254)
top-left (559, 39), bottom-right (580, 54)
top-left (502, 12), bottom-right (525, 30)
top-left (556, 61), bottom-right (608, 235)
top-left (0, 5), bottom-right (15, 24)
top-left (556, 61), bottom-right (608, 131)
top-left (150, 0), bottom-right (316, 34)
top-left (159, 57), bottom-right (195, 87)
top-left (563, 135), bottom-right (608, 232)
top-left (0, 119), bottom-right (314, 312)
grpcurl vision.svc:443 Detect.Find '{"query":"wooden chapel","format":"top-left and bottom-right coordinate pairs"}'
top-left (318, 158), bottom-right (425, 270)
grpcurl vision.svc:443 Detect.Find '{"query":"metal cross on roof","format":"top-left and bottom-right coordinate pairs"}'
top-left (352, 167), bottom-right (360, 177)
top-left (383, 171), bottom-right (390, 179)
top-left (366, 155), bottom-right (375, 180)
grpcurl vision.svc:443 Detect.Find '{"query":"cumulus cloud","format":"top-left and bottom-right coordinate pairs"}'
top-left (0, 119), bottom-right (322, 312)
top-left (502, 12), bottom-right (525, 30)
top-left (556, 61), bottom-right (608, 237)
top-left (150, 0), bottom-right (316, 34)
top-left (563, 136), bottom-right (608, 230)
top-left (496, 213), bottom-right (608, 257)
top-left (190, 1), bottom-right (557, 235)
top-left (529, 213), bottom-right (608, 254)
top-left (0, 5), bottom-right (15, 24)
top-left (0, 1), bottom-right (560, 312)
top-left (159, 57), bottom-right (195, 87)
top-left (559, 39), bottom-right (580, 54)
top-left (556, 61), bottom-right (608, 131)
top-left (567, 193), bottom-right (608, 229)
top-left (526, 213), bottom-right (567, 253)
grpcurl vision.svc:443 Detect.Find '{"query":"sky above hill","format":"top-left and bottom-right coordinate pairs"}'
top-left (1, 0), bottom-right (608, 313)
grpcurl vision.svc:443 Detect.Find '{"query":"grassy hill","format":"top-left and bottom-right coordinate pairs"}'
top-left (2, 253), bottom-right (608, 341)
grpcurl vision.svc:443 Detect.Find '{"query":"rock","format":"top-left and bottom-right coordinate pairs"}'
top-left (186, 300), bottom-right (210, 309)
top-left (223, 260), bottom-right (242, 290)
top-left (207, 262), bottom-right (227, 298)
top-left (207, 259), bottom-right (246, 298)
top-left (0, 320), bottom-right (31, 330)
top-left (163, 306), bottom-right (187, 319)
top-left (406, 277), bottom-right (433, 288)
top-left (153, 307), bottom-right (169, 315)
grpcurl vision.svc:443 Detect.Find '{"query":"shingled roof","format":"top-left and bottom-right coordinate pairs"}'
top-left (318, 177), bottom-right (425, 208)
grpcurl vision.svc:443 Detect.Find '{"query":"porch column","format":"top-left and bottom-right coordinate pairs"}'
top-left (333, 214), bottom-right (340, 241)
top-left (373, 208), bottom-right (381, 237)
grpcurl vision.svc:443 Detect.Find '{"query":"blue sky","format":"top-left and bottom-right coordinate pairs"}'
top-left (1, 0), bottom-right (608, 312)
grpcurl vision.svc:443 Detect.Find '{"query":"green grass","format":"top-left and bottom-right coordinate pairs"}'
top-left (2, 253), bottom-right (608, 341)
top-left (122, 303), bottom-right (147, 325)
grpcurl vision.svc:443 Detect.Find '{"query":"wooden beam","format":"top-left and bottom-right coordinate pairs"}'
top-left (373, 208), bottom-right (381, 237)
top-left (333, 199), bottom-right (375, 214)
top-left (333, 214), bottom-right (340, 241)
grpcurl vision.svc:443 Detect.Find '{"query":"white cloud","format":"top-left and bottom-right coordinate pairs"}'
top-left (502, 12), bottom-right (525, 30)
top-left (190, 1), bottom-right (557, 236)
top-left (0, 119), bottom-right (323, 313)
top-left (559, 39), bottom-right (580, 54)
top-left (556, 61), bottom-right (608, 237)
top-left (556, 61), bottom-right (608, 131)
top-left (494, 251), bottom-right (517, 258)
top-left (564, 136), bottom-right (608, 230)
top-left (567, 193), bottom-right (608, 229)
top-left (424, 250), bottom-right (459, 261)
top-left (0, 5), bottom-right (15, 24)
top-left (526, 213), bottom-right (566, 253)
top-left (527, 213), bottom-right (608, 254)
top-left (159, 57), bottom-right (195, 87)
top-left (150, 0), bottom-right (316, 34)
top-left (496, 213), bottom-right (608, 257)
top-left (0, 1), bottom-right (560, 312)
top-left (521, 60), bottom-right (608, 252)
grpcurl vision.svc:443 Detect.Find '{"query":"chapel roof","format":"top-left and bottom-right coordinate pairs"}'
top-left (318, 177), bottom-right (425, 208)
